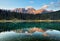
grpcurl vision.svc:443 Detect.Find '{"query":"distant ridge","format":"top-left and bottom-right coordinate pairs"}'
top-left (12, 8), bottom-right (54, 14)
top-left (0, 9), bottom-right (60, 20)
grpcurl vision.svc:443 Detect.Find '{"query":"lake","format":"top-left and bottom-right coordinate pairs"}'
top-left (0, 29), bottom-right (60, 41)
top-left (0, 22), bottom-right (60, 41)
top-left (0, 22), bottom-right (60, 31)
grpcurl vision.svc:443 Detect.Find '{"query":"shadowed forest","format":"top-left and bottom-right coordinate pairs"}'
top-left (0, 9), bottom-right (60, 20)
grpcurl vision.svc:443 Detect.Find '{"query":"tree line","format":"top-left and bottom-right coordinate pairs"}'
top-left (0, 9), bottom-right (60, 20)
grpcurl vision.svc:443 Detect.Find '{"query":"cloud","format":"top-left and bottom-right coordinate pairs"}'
top-left (56, 2), bottom-right (60, 7)
top-left (50, 2), bottom-right (60, 8)
top-left (45, 2), bottom-right (60, 11)
top-left (26, 6), bottom-right (33, 9)
top-left (58, 2), bottom-right (60, 4)
top-left (29, 1), bottom-right (34, 4)
top-left (41, 5), bottom-right (49, 9)
top-left (50, 2), bottom-right (55, 5)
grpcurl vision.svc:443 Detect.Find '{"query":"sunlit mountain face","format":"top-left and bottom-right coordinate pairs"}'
top-left (12, 8), bottom-right (54, 14)
top-left (0, 0), bottom-right (59, 14)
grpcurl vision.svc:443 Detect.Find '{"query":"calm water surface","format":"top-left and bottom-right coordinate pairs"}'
top-left (0, 22), bottom-right (60, 41)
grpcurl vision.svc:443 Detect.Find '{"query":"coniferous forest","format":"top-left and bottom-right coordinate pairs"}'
top-left (0, 9), bottom-right (60, 20)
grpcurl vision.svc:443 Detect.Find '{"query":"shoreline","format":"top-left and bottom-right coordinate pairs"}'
top-left (0, 20), bottom-right (60, 22)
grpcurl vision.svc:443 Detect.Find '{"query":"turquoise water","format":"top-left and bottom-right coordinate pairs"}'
top-left (0, 22), bottom-right (60, 31)
top-left (0, 22), bottom-right (60, 41)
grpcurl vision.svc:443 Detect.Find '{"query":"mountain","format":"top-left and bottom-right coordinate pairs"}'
top-left (12, 8), bottom-right (27, 13)
top-left (0, 9), bottom-right (60, 20)
top-left (27, 8), bottom-right (36, 14)
top-left (12, 8), bottom-right (53, 14)
top-left (35, 9), bottom-right (49, 14)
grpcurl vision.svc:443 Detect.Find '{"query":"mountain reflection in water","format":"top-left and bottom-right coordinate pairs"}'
top-left (0, 28), bottom-right (60, 41)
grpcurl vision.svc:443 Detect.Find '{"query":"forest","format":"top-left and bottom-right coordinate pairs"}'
top-left (0, 9), bottom-right (60, 20)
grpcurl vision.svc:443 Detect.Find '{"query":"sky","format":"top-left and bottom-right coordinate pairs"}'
top-left (0, 0), bottom-right (60, 11)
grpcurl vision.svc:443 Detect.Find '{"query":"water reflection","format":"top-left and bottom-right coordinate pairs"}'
top-left (0, 28), bottom-right (60, 41)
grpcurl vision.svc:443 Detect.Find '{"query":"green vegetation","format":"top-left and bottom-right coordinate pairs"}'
top-left (0, 9), bottom-right (60, 20)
